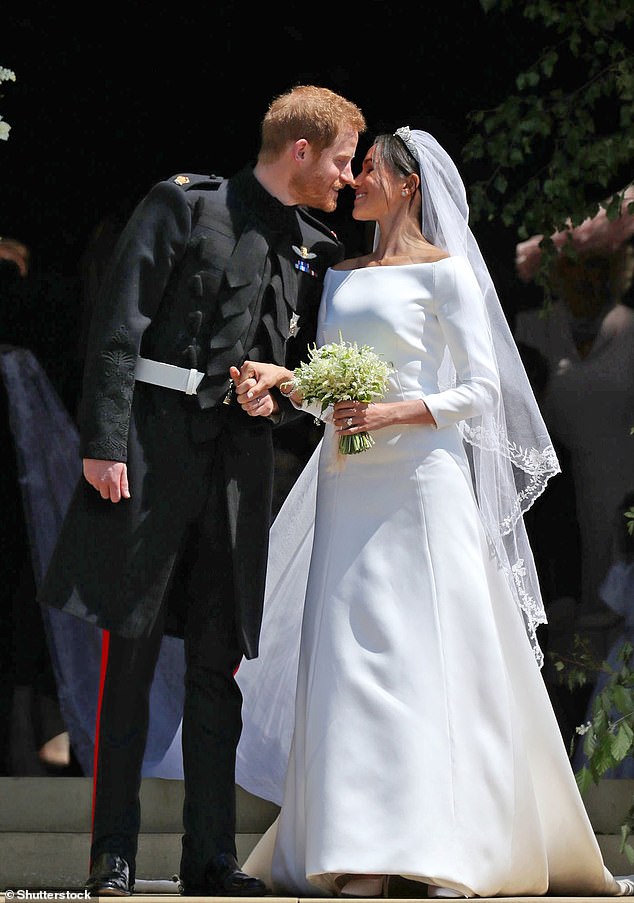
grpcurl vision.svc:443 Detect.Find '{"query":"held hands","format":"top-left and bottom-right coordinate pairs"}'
top-left (83, 458), bottom-right (130, 503)
top-left (230, 362), bottom-right (292, 417)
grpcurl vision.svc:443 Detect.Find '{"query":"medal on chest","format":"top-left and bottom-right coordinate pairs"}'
top-left (292, 244), bottom-right (318, 278)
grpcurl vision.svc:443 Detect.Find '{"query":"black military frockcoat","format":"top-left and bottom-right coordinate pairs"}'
top-left (39, 166), bottom-right (343, 658)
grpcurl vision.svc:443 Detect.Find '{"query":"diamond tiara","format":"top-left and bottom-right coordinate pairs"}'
top-left (393, 125), bottom-right (417, 155)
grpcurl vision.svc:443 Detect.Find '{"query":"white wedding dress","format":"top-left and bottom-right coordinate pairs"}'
top-left (235, 258), bottom-right (628, 897)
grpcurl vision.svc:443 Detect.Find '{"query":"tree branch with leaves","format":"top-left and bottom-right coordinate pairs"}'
top-left (464, 0), bottom-right (634, 295)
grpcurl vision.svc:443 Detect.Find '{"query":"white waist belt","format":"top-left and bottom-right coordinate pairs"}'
top-left (135, 357), bottom-right (205, 395)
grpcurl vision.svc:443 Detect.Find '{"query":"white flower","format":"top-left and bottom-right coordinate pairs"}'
top-left (576, 721), bottom-right (592, 736)
top-left (0, 118), bottom-right (10, 141)
top-left (293, 334), bottom-right (393, 455)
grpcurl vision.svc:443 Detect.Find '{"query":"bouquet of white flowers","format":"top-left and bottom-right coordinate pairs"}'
top-left (288, 334), bottom-right (393, 455)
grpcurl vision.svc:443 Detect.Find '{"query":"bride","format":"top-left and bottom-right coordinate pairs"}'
top-left (229, 127), bottom-right (634, 898)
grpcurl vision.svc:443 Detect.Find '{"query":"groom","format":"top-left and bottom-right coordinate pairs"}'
top-left (38, 85), bottom-right (365, 896)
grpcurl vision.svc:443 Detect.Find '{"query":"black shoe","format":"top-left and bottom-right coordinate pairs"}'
top-left (180, 852), bottom-right (268, 896)
top-left (85, 853), bottom-right (133, 896)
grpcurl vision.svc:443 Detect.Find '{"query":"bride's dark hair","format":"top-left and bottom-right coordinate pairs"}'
top-left (373, 133), bottom-right (419, 180)
top-left (370, 133), bottom-right (422, 223)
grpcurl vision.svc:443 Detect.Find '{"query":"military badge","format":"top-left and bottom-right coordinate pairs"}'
top-left (294, 259), bottom-right (318, 277)
top-left (292, 245), bottom-right (317, 260)
top-left (174, 175), bottom-right (190, 185)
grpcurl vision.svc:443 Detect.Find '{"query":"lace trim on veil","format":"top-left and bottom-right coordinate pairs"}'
top-left (459, 420), bottom-right (558, 668)
top-left (401, 124), bottom-right (561, 666)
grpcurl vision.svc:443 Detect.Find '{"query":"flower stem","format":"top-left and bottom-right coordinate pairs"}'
top-left (338, 431), bottom-right (375, 455)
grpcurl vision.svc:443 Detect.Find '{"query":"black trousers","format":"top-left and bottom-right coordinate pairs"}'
top-left (90, 468), bottom-right (243, 888)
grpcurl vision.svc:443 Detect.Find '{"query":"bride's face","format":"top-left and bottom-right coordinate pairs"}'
top-left (351, 145), bottom-right (401, 222)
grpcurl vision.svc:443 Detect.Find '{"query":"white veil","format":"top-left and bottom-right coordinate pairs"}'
top-left (235, 127), bottom-right (560, 805)
top-left (390, 127), bottom-right (560, 665)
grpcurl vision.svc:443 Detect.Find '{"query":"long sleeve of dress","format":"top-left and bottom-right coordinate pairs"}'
top-left (422, 256), bottom-right (500, 428)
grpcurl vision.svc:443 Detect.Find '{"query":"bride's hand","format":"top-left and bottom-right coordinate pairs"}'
top-left (232, 361), bottom-right (292, 393)
top-left (333, 398), bottom-right (435, 432)
top-left (333, 400), bottom-right (390, 433)
top-left (229, 362), bottom-right (292, 417)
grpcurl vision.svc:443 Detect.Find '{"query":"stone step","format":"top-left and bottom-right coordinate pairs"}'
top-left (0, 777), bottom-right (278, 890)
top-left (2, 831), bottom-right (630, 892)
top-left (1, 778), bottom-right (633, 893)
top-left (0, 777), bottom-right (278, 833)
top-left (0, 831), bottom-right (263, 889)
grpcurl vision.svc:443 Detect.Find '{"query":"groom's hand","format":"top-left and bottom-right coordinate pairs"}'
top-left (230, 364), bottom-right (278, 417)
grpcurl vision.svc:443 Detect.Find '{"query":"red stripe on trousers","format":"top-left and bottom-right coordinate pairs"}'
top-left (90, 629), bottom-right (110, 863)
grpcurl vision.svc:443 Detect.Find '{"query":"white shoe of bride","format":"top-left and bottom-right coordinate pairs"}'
top-left (615, 876), bottom-right (634, 895)
top-left (335, 875), bottom-right (388, 898)
top-left (427, 886), bottom-right (464, 898)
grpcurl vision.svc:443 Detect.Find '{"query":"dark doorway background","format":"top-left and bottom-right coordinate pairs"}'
top-left (1, 2), bottom-right (540, 286)
top-left (0, 2), bottom-right (563, 777)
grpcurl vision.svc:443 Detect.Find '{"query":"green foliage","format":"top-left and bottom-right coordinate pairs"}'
top-left (553, 635), bottom-right (634, 861)
top-left (291, 334), bottom-right (394, 456)
top-left (465, 1), bottom-right (634, 292)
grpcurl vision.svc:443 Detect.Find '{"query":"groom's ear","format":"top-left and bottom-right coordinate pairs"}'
top-left (292, 138), bottom-right (310, 162)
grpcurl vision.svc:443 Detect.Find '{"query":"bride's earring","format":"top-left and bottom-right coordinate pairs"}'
top-left (401, 188), bottom-right (409, 197)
